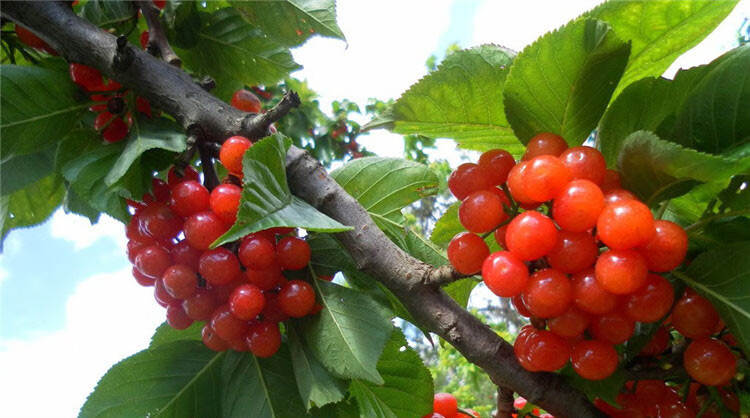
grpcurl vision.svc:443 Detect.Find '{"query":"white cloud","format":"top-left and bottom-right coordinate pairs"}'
top-left (50, 210), bottom-right (127, 253)
top-left (0, 267), bottom-right (165, 418)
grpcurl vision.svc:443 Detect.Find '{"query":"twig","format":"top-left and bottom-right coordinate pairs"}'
top-left (495, 387), bottom-right (515, 418)
top-left (423, 264), bottom-right (473, 286)
top-left (134, 0), bottom-right (180, 67)
top-left (173, 132), bottom-right (198, 177)
top-left (198, 141), bottom-right (220, 191)
top-left (239, 91), bottom-right (301, 141)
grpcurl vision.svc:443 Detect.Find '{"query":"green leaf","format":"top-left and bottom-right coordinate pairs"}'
top-left (79, 341), bottom-right (223, 418)
top-left (1, 174), bottom-right (64, 241)
top-left (178, 8), bottom-right (300, 88)
top-left (675, 242), bottom-right (750, 357)
top-left (221, 348), bottom-right (309, 418)
top-left (308, 233), bottom-right (377, 290)
top-left (214, 134), bottom-right (351, 246)
top-left (81, 0), bottom-right (137, 29)
top-left (0, 148), bottom-right (55, 196)
top-left (63, 184), bottom-right (101, 224)
top-left (503, 18), bottom-right (630, 145)
top-left (364, 45), bottom-right (520, 153)
top-left (598, 65), bottom-right (711, 166)
top-left (617, 131), bottom-right (750, 205)
top-left (230, 0), bottom-right (346, 47)
top-left (149, 322), bottom-right (202, 349)
top-left (587, 0), bottom-right (739, 97)
top-left (349, 329), bottom-right (434, 418)
top-left (561, 363), bottom-right (625, 405)
top-left (665, 45), bottom-right (750, 155)
top-left (301, 280), bottom-right (393, 384)
top-left (0, 65), bottom-right (88, 157)
top-left (104, 117), bottom-right (186, 187)
top-left (288, 323), bottom-right (347, 410)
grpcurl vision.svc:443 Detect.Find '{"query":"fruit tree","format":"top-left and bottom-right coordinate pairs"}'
top-left (1, 1), bottom-right (749, 417)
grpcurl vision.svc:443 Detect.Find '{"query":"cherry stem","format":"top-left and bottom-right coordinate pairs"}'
top-left (135, 0), bottom-right (181, 67)
top-left (495, 386), bottom-right (515, 418)
top-left (198, 140), bottom-right (220, 191)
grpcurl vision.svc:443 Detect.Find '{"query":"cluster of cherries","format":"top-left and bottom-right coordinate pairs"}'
top-left (445, 133), bottom-right (740, 416)
top-left (124, 130), bottom-right (323, 358)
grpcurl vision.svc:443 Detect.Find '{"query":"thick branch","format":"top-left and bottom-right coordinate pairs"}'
top-left (2, 3), bottom-right (603, 417)
top-left (134, 0), bottom-right (180, 67)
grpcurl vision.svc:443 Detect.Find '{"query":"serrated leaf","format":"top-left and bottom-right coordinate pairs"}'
top-left (586, 0), bottom-right (739, 98)
top-left (598, 65), bottom-right (711, 167)
top-left (104, 118), bottom-right (186, 187)
top-left (214, 134), bottom-right (350, 245)
top-left (665, 45), bottom-right (750, 155)
top-left (81, 0), bottom-right (136, 29)
top-left (617, 131), bottom-right (750, 205)
top-left (0, 65), bottom-right (88, 157)
top-left (149, 322), bottom-right (202, 349)
top-left (675, 242), bottom-right (750, 357)
top-left (79, 341), bottom-right (223, 418)
top-left (364, 45), bottom-right (520, 153)
top-left (331, 157), bottom-right (439, 222)
top-left (63, 184), bottom-right (100, 224)
top-left (221, 348), bottom-right (308, 418)
top-left (301, 280), bottom-right (393, 384)
top-left (0, 148), bottom-right (55, 196)
top-left (349, 329), bottom-right (434, 418)
top-left (1, 174), bottom-right (64, 241)
top-left (230, 0), bottom-right (345, 47)
top-left (288, 323), bottom-right (347, 410)
top-left (503, 18), bottom-right (630, 145)
top-left (178, 8), bottom-right (300, 88)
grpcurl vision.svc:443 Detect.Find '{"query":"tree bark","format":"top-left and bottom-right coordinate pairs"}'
top-left (2, 2), bottom-right (604, 417)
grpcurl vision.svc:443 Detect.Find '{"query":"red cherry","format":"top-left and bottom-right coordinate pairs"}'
top-left (597, 200), bottom-right (655, 250)
top-left (183, 289), bottom-right (216, 321)
top-left (448, 163), bottom-right (492, 200)
top-left (571, 340), bottom-right (618, 380)
top-left (478, 149), bottom-right (515, 186)
top-left (622, 273), bottom-right (674, 323)
top-left (167, 165), bottom-right (200, 186)
top-left (558, 146), bottom-right (606, 185)
top-left (138, 203), bottom-right (182, 240)
top-left (202, 323), bottom-right (229, 352)
top-left (278, 280), bottom-right (316, 318)
top-left (209, 183), bottom-right (242, 225)
top-left (522, 268), bottom-right (572, 318)
top-left (246, 321), bottom-right (282, 357)
top-left (229, 284), bottom-right (265, 320)
top-left (238, 235), bottom-right (276, 270)
top-left (521, 155), bottom-right (571, 202)
top-left (481, 251), bottom-right (528, 297)
top-left (523, 329), bottom-right (571, 372)
top-left (671, 289), bottom-right (720, 339)
top-left (571, 268), bottom-right (618, 315)
top-left (276, 237), bottom-right (311, 270)
top-left (69, 63), bottom-right (105, 91)
top-left (199, 247), bottom-right (241, 286)
top-left (546, 231), bottom-right (599, 274)
top-left (169, 180), bottom-right (210, 217)
top-left (552, 179), bottom-right (604, 232)
top-left (210, 305), bottom-right (249, 344)
top-left (505, 211), bottom-right (558, 261)
top-left (132, 267), bottom-right (156, 287)
top-left (162, 264), bottom-right (198, 299)
top-left (231, 89), bottom-right (262, 113)
top-left (684, 338), bottom-right (736, 386)
top-left (589, 311), bottom-right (635, 345)
top-left (594, 249), bottom-right (648, 295)
top-left (183, 211), bottom-right (228, 250)
top-left (219, 136), bottom-right (252, 176)
top-left (166, 304), bottom-right (193, 330)
top-left (433, 393), bottom-right (458, 418)
top-left (638, 220), bottom-right (688, 272)
top-left (523, 133), bottom-right (568, 160)
top-left (458, 190), bottom-right (507, 233)
top-left (447, 232), bottom-right (490, 275)
top-left (134, 245), bottom-right (171, 278)
top-left (548, 306), bottom-right (590, 338)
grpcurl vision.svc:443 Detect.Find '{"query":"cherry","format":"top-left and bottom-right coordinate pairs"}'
top-left (458, 190), bottom-right (506, 233)
top-left (162, 264), bottom-right (198, 299)
top-left (638, 220), bottom-right (688, 272)
top-left (512, 294), bottom-right (532, 317)
top-left (447, 232), bottom-right (490, 275)
top-left (261, 292), bottom-right (290, 323)
top-left (589, 311), bottom-right (635, 345)
top-left (505, 211), bottom-right (557, 261)
top-left (209, 183), bottom-right (242, 225)
top-left (522, 268), bottom-right (572, 318)
top-left (278, 280), bottom-right (316, 318)
top-left (481, 251), bottom-right (528, 297)
top-left (69, 63), bottom-right (105, 91)
top-left (134, 245), bottom-right (171, 278)
top-left (169, 180), bottom-right (210, 217)
top-left (603, 189), bottom-right (637, 205)
top-left (231, 89), bottom-right (262, 113)
top-left (671, 289), bottom-right (720, 339)
top-left (522, 155), bottom-right (571, 202)
top-left (523, 133), bottom-right (568, 160)
top-left (506, 161), bottom-right (537, 204)
top-left (433, 393), bottom-right (458, 418)
top-left (245, 265), bottom-right (284, 291)
top-left (622, 273), bottom-right (674, 323)
top-left (93, 111), bottom-right (129, 143)
top-left (558, 146), bottom-right (606, 185)
top-left (552, 179), bottom-right (604, 232)
top-left (210, 304), bottom-right (249, 343)
top-left (594, 249), bottom-right (648, 294)
top-left (127, 235), bottom-right (155, 263)
top-left (493, 224), bottom-right (508, 249)
top-left (154, 277), bottom-right (179, 307)
top-left (138, 203), bottom-right (182, 240)
top-left (229, 284), bottom-right (265, 320)
top-left (169, 240), bottom-right (201, 271)
top-left (601, 169), bottom-right (622, 192)
top-left (183, 211), bottom-right (228, 250)
top-left (199, 247), bottom-right (241, 286)
top-left (238, 235), bottom-right (276, 270)
top-left (478, 149), bottom-right (515, 186)
top-left (246, 321), bottom-right (282, 358)
top-left (597, 200), bottom-right (655, 250)
top-left (139, 31), bottom-right (149, 49)
top-left (447, 163), bottom-right (492, 200)
top-left (202, 323), bottom-right (229, 352)
top-left (276, 236), bottom-right (311, 270)
top-left (546, 230), bottom-right (599, 274)
top-left (522, 329), bottom-right (571, 372)
top-left (151, 178), bottom-right (170, 202)
top-left (571, 268), bottom-right (618, 315)
top-left (684, 338), bottom-right (736, 386)
top-left (514, 325), bottom-right (537, 371)
top-left (639, 326), bottom-right (670, 357)
top-left (132, 267), bottom-right (156, 287)
top-left (548, 306), bottom-right (590, 338)
top-left (167, 165), bottom-right (200, 186)
top-left (166, 304), bottom-right (193, 330)
top-left (183, 289), bottom-right (216, 321)
top-left (219, 136), bottom-right (252, 176)
top-left (571, 340), bottom-right (618, 380)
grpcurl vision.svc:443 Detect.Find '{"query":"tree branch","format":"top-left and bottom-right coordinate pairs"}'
top-left (134, 0), bottom-right (180, 67)
top-left (495, 387), bottom-right (515, 418)
top-left (423, 264), bottom-right (473, 286)
top-left (1, 3), bottom-right (604, 417)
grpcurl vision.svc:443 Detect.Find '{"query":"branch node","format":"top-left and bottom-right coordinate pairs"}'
top-left (135, 0), bottom-right (181, 67)
top-left (240, 91), bottom-right (301, 140)
top-left (112, 35), bottom-right (134, 71)
top-left (198, 76), bottom-right (216, 92)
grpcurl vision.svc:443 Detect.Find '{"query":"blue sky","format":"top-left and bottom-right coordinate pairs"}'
top-left (2, 1), bottom-right (748, 416)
